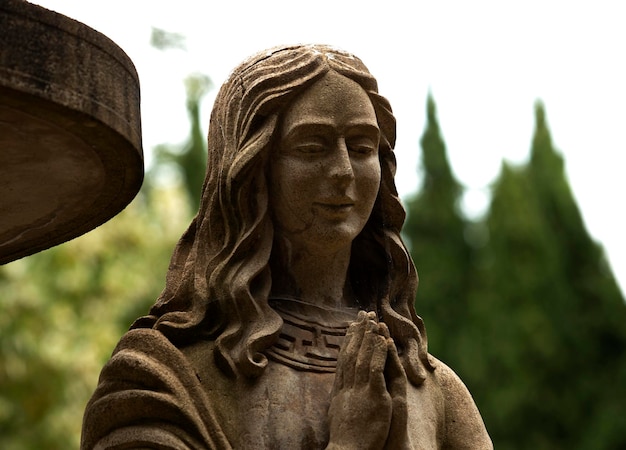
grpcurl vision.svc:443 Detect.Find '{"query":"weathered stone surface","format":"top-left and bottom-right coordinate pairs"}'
top-left (82, 45), bottom-right (492, 449)
top-left (0, 0), bottom-right (143, 264)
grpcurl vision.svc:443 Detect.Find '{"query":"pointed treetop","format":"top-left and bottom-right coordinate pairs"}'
top-left (534, 99), bottom-right (546, 128)
top-left (426, 91), bottom-right (437, 123)
top-left (530, 100), bottom-right (560, 173)
top-left (419, 93), bottom-right (457, 190)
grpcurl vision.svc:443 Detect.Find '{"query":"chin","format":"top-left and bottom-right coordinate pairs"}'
top-left (312, 224), bottom-right (364, 252)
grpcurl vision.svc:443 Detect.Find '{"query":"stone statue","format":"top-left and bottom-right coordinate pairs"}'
top-left (81, 44), bottom-right (492, 449)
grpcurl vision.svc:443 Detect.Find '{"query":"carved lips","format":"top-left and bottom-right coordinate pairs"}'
top-left (314, 197), bottom-right (356, 216)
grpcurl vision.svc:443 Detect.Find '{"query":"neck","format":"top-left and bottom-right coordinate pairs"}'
top-left (271, 241), bottom-right (353, 309)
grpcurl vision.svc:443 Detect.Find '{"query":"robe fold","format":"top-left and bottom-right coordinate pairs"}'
top-left (81, 329), bottom-right (232, 450)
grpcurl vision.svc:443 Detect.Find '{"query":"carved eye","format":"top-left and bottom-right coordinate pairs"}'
top-left (294, 143), bottom-right (327, 154)
top-left (347, 137), bottom-right (378, 156)
top-left (290, 135), bottom-right (328, 155)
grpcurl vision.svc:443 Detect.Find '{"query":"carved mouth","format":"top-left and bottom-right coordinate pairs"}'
top-left (315, 202), bottom-right (355, 214)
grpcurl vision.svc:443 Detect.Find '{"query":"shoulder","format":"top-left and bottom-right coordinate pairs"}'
top-left (82, 329), bottom-right (232, 449)
top-left (112, 327), bottom-right (179, 356)
top-left (430, 357), bottom-right (493, 450)
top-left (93, 328), bottom-right (191, 386)
top-left (85, 328), bottom-right (197, 423)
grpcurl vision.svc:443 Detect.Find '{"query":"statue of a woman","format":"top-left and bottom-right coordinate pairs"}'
top-left (81, 44), bottom-right (492, 449)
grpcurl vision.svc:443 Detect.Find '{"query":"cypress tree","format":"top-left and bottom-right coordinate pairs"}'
top-left (473, 102), bottom-right (626, 449)
top-left (149, 74), bottom-right (211, 213)
top-left (403, 94), bottom-right (473, 371)
top-left (179, 74), bottom-right (211, 211)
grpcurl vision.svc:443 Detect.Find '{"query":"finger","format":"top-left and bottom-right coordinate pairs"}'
top-left (384, 338), bottom-right (409, 447)
top-left (354, 319), bottom-right (384, 386)
top-left (378, 321), bottom-right (390, 339)
top-left (370, 319), bottom-right (389, 374)
top-left (334, 317), bottom-right (357, 392)
top-left (384, 338), bottom-right (408, 399)
top-left (338, 311), bottom-right (368, 388)
top-left (368, 334), bottom-right (389, 392)
top-left (387, 394), bottom-right (409, 450)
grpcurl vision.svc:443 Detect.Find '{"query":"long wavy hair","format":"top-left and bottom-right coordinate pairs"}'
top-left (133, 44), bottom-right (434, 385)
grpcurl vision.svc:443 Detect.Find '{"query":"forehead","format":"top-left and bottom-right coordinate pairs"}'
top-left (280, 71), bottom-right (378, 138)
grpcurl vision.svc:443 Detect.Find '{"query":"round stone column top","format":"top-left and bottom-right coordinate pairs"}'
top-left (1, 0), bottom-right (144, 264)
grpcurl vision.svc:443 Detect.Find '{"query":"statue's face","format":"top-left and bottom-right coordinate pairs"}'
top-left (270, 70), bottom-right (381, 254)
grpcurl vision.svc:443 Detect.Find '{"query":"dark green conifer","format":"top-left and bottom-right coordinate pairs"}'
top-left (403, 94), bottom-right (472, 369)
top-left (474, 102), bottom-right (626, 449)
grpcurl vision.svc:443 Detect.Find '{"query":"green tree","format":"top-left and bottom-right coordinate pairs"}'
top-left (403, 94), bottom-right (474, 370)
top-left (148, 27), bottom-right (211, 212)
top-left (470, 102), bottom-right (626, 449)
top-left (150, 74), bottom-right (211, 211)
top-left (0, 188), bottom-right (188, 449)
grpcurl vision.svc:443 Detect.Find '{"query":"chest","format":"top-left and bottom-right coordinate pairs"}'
top-left (214, 362), bottom-right (444, 449)
top-left (187, 337), bottom-right (444, 449)
top-left (236, 363), bottom-right (334, 449)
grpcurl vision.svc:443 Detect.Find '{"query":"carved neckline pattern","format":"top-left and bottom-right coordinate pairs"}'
top-left (266, 297), bottom-right (360, 373)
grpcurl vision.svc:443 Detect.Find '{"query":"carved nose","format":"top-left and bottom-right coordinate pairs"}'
top-left (329, 139), bottom-right (354, 182)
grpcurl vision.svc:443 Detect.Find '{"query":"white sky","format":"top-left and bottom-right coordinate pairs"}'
top-left (31, 0), bottom-right (626, 295)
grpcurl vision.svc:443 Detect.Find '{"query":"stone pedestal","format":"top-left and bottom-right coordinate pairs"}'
top-left (0, 0), bottom-right (143, 264)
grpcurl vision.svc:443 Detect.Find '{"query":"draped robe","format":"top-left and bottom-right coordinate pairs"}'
top-left (82, 325), bottom-right (491, 449)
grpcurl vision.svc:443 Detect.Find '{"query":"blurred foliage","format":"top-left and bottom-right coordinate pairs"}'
top-left (405, 98), bottom-right (626, 449)
top-left (147, 27), bottom-right (211, 212)
top-left (149, 73), bottom-right (211, 211)
top-left (150, 27), bottom-right (186, 51)
top-left (0, 188), bottom-right (188, 449)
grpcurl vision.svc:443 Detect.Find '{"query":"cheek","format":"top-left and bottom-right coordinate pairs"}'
top-left (269, 160), bottom-right (315, 227)
top-left (357, 160), bottom-right (382, 202)
top-left (273, 162), bottom-right (315, 200)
